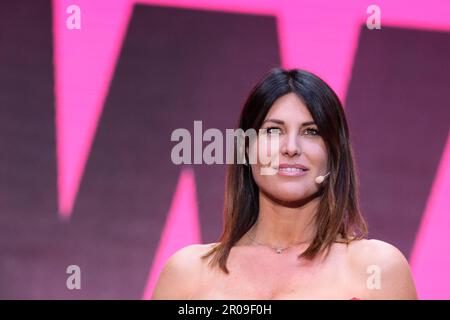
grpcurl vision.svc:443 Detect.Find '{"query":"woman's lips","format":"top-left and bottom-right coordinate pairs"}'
top-left (277, 167), bottom-right (309, 177)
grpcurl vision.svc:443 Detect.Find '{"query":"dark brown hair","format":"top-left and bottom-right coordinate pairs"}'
top-left (202, 68), bottom-right (368, 274)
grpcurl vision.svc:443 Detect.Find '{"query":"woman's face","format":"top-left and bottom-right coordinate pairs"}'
top-left (248, 92), bottom-right (328, 203)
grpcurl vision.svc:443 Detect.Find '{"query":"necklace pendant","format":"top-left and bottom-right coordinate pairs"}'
top-left (276, 248), bottom-right (283, 254)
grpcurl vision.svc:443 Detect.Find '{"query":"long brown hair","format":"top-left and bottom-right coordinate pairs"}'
top-left (202, 68), bottom-right (368, 274)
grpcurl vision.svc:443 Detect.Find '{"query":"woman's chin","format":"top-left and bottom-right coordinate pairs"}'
top-left (263, 184), bottom-right (323, 203)
top-left (268, 190), bottom-right (310, 204)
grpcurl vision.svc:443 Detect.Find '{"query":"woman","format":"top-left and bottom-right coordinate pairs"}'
top-left (152, 68), bottom-right (417, 300)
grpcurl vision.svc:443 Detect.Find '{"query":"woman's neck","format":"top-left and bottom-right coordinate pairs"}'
top-left (248, 191), bottom-right (320, 248)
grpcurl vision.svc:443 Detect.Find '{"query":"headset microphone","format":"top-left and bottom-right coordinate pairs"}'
top-left (315, 172), bottom-right (330, 184)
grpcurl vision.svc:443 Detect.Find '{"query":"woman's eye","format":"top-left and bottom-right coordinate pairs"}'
top-left (304, 127), bottom-right (320, 136)
top-left (265, 127), bottom-right (281, 135)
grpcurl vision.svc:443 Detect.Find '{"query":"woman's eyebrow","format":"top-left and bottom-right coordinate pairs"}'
top-left (262, 119), bottom-right (316, 127)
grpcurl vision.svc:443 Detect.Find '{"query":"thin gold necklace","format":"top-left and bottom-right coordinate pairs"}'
top-left (247, 230), bottom-right (310, 254)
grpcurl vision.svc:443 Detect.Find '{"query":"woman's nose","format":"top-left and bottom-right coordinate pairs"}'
top-left (281, 133), bottom-right (301, 157)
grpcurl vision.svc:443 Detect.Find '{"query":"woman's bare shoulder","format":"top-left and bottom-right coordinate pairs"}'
top-left (151, 243), bottom-right (218, 300)
top-left (347, 238), bottom-right (407, 265)
top-left (346, 238), bottom-right (417, 299)
top-left (172, 242), bottom-right (217, 260)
